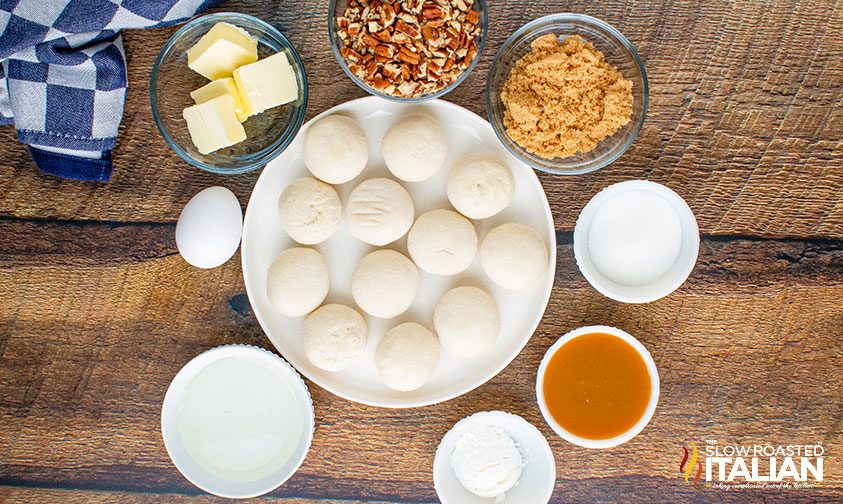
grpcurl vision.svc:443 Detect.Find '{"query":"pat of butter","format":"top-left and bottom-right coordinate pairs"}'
top-left (190, 78), bottom-right (248, 123)
top-left (182, 94), bottom-right (247, 155)
top-left (187, 22), bottom-right (258, 80)
top-left (233, 52), bottom-right (298, 119)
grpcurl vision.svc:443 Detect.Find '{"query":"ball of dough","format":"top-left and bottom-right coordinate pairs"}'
top-left (434, 286), bottom-right (500, 357)
top-left (375, 322), bottom-right (439, 391)
top-left (304, 115), bottom-right (368, 184)
top-left (407, 209), bottom-right (478, 275)
top-left (447, 154), bottom-right (515, 219)
top-left (347, 178), bottom-right (414, 246)
top-left (278, 177), bottom-right (342, 245)
top-left (351, 249), bottom-right (419, 318)
top-left (382, 113), bottom-right (448, 182)
top-left (266, 247), bottom-right (329, 317)
top-left (480, 223), bottom-right (548, 290)
top-left (303, 304), bottom-right (368, 372)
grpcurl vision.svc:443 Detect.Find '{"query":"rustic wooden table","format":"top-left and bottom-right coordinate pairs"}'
top-left (1, 0), bottom-right (841, 502)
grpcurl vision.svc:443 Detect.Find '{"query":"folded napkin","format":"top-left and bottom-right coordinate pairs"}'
top-left (0, 0), bottom-right (221, 181)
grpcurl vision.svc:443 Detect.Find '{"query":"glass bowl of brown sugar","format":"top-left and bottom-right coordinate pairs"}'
top-left (486, 14), bottom-right (648, 175)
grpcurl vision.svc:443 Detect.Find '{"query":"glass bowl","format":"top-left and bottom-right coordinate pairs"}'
top-left (151, 13), bottom-right (308, 174)
top-left (328, 0), bottom-right (488, 102)
top-left (485, 14), bottom-right (648, 175)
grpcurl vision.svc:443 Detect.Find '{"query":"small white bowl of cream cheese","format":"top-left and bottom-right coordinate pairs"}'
top-left (161, 345), bottom-right (314, 498)
top-left (433, 411), bottom-right (555, 504)
top-left (574, 180), bottom-right (699, 303)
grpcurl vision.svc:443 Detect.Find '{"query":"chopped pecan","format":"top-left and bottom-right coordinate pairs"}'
top-left (383, 63), bottom-right (402, 79)
top-left (398, 47), bottom-right (421, 65)
top-left (365, 59), bottom-right (378, 75)
top-left (372, 76), bottom-right (392, 89)
top-left (374, 43), bottom-right (396, 58)
top-left (398, 80), bottom-right (420, 96)
top-left (421, 25), bottom-right (438, 42)
top-left (398, 12), bottom-right (417, 24)
top-left (423, 6), bottom-right (445, 19)
top-left (378, 3), bottom-right (395, 24)
top-left (341, 47), bottom-right (364, 63)
top-left (374, 29), bottom-right (393, 42)
top-left (395, 19), bottom-right (420, 38)
top-left (362, 33), bottom-right (381, 46)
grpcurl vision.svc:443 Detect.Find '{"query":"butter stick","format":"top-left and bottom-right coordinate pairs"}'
top-left (233, 52), bottom-right (298, 119)
top-left (190, 77), bottom-right (248, 123)
top-left (187, 22), bottom-right (258, 80)
top-left (182, 94), bottom-right (246, 155)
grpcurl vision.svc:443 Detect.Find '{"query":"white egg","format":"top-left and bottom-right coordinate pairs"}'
top-left (176, 186), bottom-right (243, 269)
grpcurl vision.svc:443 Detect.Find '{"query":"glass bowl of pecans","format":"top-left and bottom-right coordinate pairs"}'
top-left (329, 0), bottom-right (487, 101)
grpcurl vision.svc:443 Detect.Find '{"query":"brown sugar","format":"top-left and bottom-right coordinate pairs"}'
top-left (500, 34), bottom-right (634, 159)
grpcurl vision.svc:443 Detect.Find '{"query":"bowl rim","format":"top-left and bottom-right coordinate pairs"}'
top-left (327, 0), bottom-right (488, 102)
top-left (572, 180), bottom-right (700, 303)
top-left (160, 344), bottom-right (315, 498)
top-left (485, 12), bottom-right (649, 175)
top-left (535, 325), bottom-right (660, 449)
top-left (150, 12), bottom-right (309, 175)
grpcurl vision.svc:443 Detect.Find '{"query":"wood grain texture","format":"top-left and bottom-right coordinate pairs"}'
top-left (0, 0), bottom-right (841, 502)
top-left (0, 222), bottom-right (841, 502)
top-left (0, 0), bottom-right (840, 237)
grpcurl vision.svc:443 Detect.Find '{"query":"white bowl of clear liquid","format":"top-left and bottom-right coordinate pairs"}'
top-left (161, 345), bottom-right (314, 498)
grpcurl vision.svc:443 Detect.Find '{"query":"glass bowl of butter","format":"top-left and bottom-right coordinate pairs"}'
top-left (151, 13), bottom-right (307, 174)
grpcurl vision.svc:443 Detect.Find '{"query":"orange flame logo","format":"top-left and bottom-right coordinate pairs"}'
top-left (679, 442), bottom-right (703, 485)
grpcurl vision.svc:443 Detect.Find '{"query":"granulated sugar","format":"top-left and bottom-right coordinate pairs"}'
top-left (586, 190), bottom-right (683, 286)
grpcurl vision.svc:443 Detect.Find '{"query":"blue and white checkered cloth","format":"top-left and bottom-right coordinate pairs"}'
top-left (0, 0), bottom-right (220, 181)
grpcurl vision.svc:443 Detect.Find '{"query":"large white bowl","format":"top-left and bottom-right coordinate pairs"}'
top-left (536, 325), bottom-right (660, 448)
top-left (242, 96), bottom-right (556, 408)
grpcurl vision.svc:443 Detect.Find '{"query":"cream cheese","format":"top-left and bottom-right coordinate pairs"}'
top-left (450, 425), bottom-right (525, 502)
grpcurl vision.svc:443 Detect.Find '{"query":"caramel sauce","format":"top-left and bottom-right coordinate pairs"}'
top-left (542, 333), bottom-right (651, 440)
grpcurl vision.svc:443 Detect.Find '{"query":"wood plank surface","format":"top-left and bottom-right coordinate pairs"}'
top-left (0, 0), bottom-right (841, 503)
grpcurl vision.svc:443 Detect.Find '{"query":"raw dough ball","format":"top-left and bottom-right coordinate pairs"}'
top-left (433, 286), bottom-right (500, 357)
top-left (303, 304), bottom-right (368, 372)
top-left (447, 154), bottom-right (515, 219)
top-left (266, 247), bottom-right (329, 316)
top-left (375, 322), bottom-right (439, 391)
top-left (382, 113), bottom-right (448, 182)
top-left (304, 115), bottom-right (368, 184)
top-left (480, 223), bottom-right (548, 290)
top-left (278, 177), bottom-right (342, 244)
top-left (407, 209), bottom-right (478, 275)
top-left (347, 178), bottom-right (414, 246)
top-left (351, 249), bottom-right (419, 318)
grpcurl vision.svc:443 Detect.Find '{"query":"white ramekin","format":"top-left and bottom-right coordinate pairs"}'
top-left (433, 411), bottom-right (556, 504)
top-left (536, 325), bottom-right (660, 449)
top-left (573, 180), bottom-right (699, 303)
top-left (160, 345), bottom-right (314, 498)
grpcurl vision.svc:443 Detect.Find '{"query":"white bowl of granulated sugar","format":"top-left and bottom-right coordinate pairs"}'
top-left (573, 180), bottom-right (699, 303)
